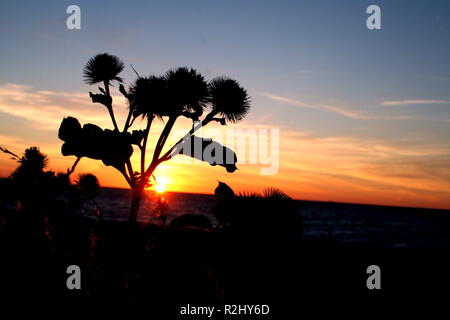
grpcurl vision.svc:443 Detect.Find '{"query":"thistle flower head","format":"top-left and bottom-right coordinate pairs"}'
top-left (208, 77), bottom-right (250, 123)
top-left (83, 53), bottom-right (124, 85)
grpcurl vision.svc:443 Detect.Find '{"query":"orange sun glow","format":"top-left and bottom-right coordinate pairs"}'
top-left (153, 176), bottom-right (169, 193)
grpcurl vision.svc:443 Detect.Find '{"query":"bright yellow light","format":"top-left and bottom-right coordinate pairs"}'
top-left (154, 176), bottom-right (169, 193)
top-left (155, 184), bottom-right (166, 193)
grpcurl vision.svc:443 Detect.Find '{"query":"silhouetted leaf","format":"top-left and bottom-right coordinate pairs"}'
top-left (130, 130), bottom-right (145, 145)
top-left (58, 117), bottom-right (81, 141)
top-left (174, 135), bottom-right (237, 172)
top-left (58, 119), bottom-right (134, 170)
top-left (89, 92), bottom-right (112, 106)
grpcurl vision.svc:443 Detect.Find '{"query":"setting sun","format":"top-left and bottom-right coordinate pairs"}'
top-left (155, 184), bottom-right (166, 193)
top-left (154, 176), bottom-right (169, 193)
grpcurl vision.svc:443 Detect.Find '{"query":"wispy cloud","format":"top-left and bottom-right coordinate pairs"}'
top-left (381, 99), bottom-right (449, 106)
top-left (259, 92), bottom-right (371, 119)
top-left (320, 104), bottom-right (373, 120)
top-left (0, 83), bottom-right (128, 129)
top-left (260, 93), bottom-right (312, 108)
top-left (259, 92), bottom-right (413, 120)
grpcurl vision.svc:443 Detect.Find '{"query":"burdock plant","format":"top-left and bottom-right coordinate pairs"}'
top-left (58, 53), bottom-right (250, 222)
top-left (83, 53), bottom-right (124, 131)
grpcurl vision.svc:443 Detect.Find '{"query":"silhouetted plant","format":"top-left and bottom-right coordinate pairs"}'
top-left (208, 77), bottom-right (250, 123)
top-left (13, 147), bottom-right (48, 174)
top-left (212, 182), bottom-right (301, 237)
top-left (84, 53), bottom-right (124, 131)
top-left (58, 53), bottom-right (251, 222)
top-left (9, 147), bottom-right (49, 189)
top-left (83, 53), bottom-right (124, 86)
top-left (76, 173), bottom-right (100, 199)
top-left (261, 188), bottom-right (292, 200)
top-left (150, 192), bottom-right (169, 225)
top-left (215, 181), bottom-right (236, 202)
top-left (0, 146), bottom-right (97, 210)
top-left (76, 173), bottom-right (101, 219)
top-left (1, 146), bottom-right (55, 203)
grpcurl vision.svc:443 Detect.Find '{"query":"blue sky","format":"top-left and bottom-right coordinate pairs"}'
top-left (0, 0), bottom-right (449, 208)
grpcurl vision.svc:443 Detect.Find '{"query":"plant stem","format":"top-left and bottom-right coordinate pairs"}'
top-left (67, 157), bottom-right (82, 176)
top-left (129, 184), bottom-right (144, 223)
top-left (120, 84), bottom-right (133, 132)
top-left (107, 107), bottom-right (120, 131)
top-left (141, 116), bottom-right (153, 175)
top-left (129, 115), bottom-right (137, 128)
top-left (118, 165), bottom-right (133, 187)
top-left (123, 109), bottom-right (133, 132)
top-left (103, 80), bottom-right (119, 131)
top-left (152, 116), bottom-right (177, 163)
top-left (135, 111), bottom-right (217, 222)
top-left (126, 160), bottom-right (135, 186)
top-left (159, 110), bottom-right (218, 162)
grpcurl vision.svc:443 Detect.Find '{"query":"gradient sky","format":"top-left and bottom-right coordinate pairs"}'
top-left (1, 0), bottom-right (449, 209)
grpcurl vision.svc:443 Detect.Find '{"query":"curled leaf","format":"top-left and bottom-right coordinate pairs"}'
top-left (173, 135), bottom-right (237, 172)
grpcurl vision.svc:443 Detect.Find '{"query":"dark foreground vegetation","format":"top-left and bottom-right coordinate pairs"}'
top-left (1, 148), bottom-right (449, 315)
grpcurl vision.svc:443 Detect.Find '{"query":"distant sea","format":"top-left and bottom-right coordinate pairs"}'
top-left (78, 187), bottom-right (450, 251)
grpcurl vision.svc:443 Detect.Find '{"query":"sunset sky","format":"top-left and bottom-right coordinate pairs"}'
top-left (1, 0), bottom-right (449, 209)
